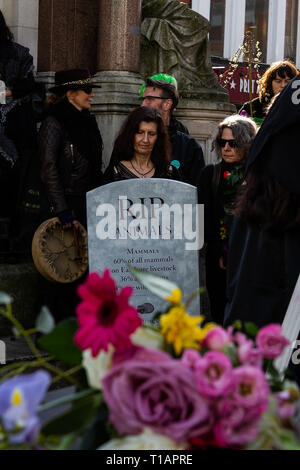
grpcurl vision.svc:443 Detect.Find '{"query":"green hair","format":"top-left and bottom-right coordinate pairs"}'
top-left (139, 73), bottom-right (178, 97)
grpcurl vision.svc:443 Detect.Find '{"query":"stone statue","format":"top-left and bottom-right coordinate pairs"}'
top-left (140, 0), bottom-right (227, 100)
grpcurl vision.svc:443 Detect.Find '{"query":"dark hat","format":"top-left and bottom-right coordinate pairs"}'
top-left (49, 69), bottom-right (101, 94)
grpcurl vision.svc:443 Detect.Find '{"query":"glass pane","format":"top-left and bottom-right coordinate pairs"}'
top-left (245, 0), bottom-right (269, 62)
top-left (209, 0), bottom-right (226, 56)
top-left (285, 0), bottom-right (298, 61)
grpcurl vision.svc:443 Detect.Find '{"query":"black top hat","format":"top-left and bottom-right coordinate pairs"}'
top-left (49, 69), bottom-right (101, 94)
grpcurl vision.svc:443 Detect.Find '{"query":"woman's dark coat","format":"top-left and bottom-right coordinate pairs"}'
top-left (38, 98), bottom-right (103, 225)
top-left (224, 75), bottom-right (300, 327)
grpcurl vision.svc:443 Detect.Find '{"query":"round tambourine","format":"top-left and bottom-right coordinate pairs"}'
top-left (32, 217), bottom-right (88, 283)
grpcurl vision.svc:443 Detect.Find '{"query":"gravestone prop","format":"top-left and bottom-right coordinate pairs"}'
top-left (87, 179), bottom-right (204, 322)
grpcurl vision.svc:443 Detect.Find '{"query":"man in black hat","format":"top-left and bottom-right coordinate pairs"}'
top-left (141, 77), bottom-right (205, 186)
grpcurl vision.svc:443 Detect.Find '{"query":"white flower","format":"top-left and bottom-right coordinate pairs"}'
top-left (98, 428), bottom-right (187, 450)
top-left (131, 327), bottom-right (164, 350)
top-left (82, 345), bottom-right (114, 390)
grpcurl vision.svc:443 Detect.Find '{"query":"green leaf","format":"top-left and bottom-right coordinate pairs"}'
top-left (232, 320), bottom-right (242, 331)
top-left (0, 292), bottom-right (12, 305)
top-left (56, 431), bottom-right (80, 450)
top-left (79, 403), bottom-right (110, 450)
top-left (244, 322), bottom-right (259, 337)
top-left (36, 306), bottom-right (55, 334)
top-left (129, 266), bottom-right (179, 300)
top-left (38, 318), bottom-right (82, 366)
top-left (41, 390), bottom-right (102, 438)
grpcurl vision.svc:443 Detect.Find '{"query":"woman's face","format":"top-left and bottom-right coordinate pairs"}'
top-left (220, 128), bottom-right (244, 163)
top-left (134, 121), bottom-right (158, 157)
top-left (67, 88), bottom-right (94, 111)
top-left (271, 72), bottom-right (291, 95)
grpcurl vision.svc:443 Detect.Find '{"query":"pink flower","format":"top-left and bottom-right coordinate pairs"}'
top-left (223, 171), bottom-right (230, 179)
top-left (256, 324), bottom-right (290, 359)
top-left (235, 333), bottom-right (263, 368)
top-left (214, 417), bottom-right (260, 447)
top-left (181, 349), bottom-right (202, 371)
top-left (102, 358), bottom-right (213, 442)
top-left (194, 351), bottom-right (234, 398)
top-left (275, 390), bottom-right (297, 420)
top-left (214, 396), bottom-right (263, 447)
top-left (202, 327), bottom-right (231, 351)
top-left (74, 270), bottom-right (142, 357)
top-left (232, 366), bottom-right (270, 410)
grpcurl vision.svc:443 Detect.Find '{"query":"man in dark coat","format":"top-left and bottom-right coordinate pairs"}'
top-left (141, 77), bottom-right (205, 186)
top-left (224, 74), bottom-right (300, 328)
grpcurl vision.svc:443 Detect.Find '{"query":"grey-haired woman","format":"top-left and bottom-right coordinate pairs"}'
top-left (198, 114), bottom-right (257, 324)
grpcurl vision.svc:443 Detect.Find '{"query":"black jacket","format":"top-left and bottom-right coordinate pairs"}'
top-left (39, 99), bottom-right (103, 215)
top-left (0, 42), bottom-right (36, 99)
top-left (169, 130), bottom-right (205, 186)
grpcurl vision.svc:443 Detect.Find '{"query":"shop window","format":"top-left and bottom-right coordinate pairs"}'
top-left (285, 0), bottom-right (298, 62)
top-left (245, 0), bottom-right (269, 63)
top-left (209, 0), bottom-right (226, 56)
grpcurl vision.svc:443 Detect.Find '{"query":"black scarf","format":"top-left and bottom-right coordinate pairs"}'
top-left (48, 98), bottom-right (103, 179)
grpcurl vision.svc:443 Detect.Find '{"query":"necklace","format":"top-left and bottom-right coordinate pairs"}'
top-left (130, 161), bottom-right (154, 178)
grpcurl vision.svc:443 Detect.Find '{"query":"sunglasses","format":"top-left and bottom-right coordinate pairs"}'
top-left (218, 138), bottom-right (237, 148)
top-left (79, 86), bottom-right (93, 94)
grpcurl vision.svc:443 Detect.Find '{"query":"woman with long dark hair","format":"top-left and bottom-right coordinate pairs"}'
top-left (103, 106), bottom-right (179, 182)
top-left (225, 76), bottom-right (300, 328)
top-left (239, 60), bottom-right (298, 121)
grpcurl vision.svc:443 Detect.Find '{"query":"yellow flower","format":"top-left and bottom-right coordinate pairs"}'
top-left (166, 288), bottom-right (182, 305)
top-left (160, 306), bottom-right (208, 355)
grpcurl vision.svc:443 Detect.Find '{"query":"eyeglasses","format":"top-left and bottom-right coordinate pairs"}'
top-left (218, 138), bottom-right (237, 148)
top-left (142, 96), bottom-right (169, 101)
top-left (79, 86), bottom-right (93, 94)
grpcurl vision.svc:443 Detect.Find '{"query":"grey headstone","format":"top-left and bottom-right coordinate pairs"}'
top-left (87, 179), bottom-right (203, 322)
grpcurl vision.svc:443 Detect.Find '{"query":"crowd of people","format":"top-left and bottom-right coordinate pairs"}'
top-left (0, 9), bottom-right (299, 332)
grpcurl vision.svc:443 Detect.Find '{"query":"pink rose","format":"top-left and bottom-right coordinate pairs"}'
top-left (203, 327), bottom-right (231, 351)
top-left (232, 366), bottom-right (270, 410)
top-left (256, 324), bottom-right (290, 359)
top-left (102, 357), bottom-right (213, 442)
top-left (194, 351), bottom-right (234, 398)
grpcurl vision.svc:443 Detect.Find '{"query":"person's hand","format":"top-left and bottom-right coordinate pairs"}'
top-left (219, 257), bottom-right (227, 270)
top-left (63, 219), bottom-right (79, 230)
top-left (5, 89), bottom-right (12, 98)
top-left (57, 209), bottom-right (77, 229)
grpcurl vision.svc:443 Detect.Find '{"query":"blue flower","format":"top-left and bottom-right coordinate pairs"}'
top-left (0, 370), bottom-right (51, 444)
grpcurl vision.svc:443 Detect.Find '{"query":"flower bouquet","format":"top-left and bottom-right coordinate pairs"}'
top-left (0, 269), bottom-right (300, 450)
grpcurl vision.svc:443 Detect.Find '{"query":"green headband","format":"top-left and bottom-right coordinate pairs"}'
top-left (139, 73), bottom-right (178, 97)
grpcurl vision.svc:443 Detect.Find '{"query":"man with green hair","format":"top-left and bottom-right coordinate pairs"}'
top-left (139, 73), bottom-right (189, 135)
top-left (140, 74), bottom-right (205, 186)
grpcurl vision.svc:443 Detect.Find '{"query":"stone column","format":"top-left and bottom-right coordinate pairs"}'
top-left (92, 0), bottom-right (143, 168)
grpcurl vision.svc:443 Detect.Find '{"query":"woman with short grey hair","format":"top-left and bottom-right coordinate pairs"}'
top-left (213, 114), bottom-right (257, 161)
top-left (198, 114), bottom-right (257, 324)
